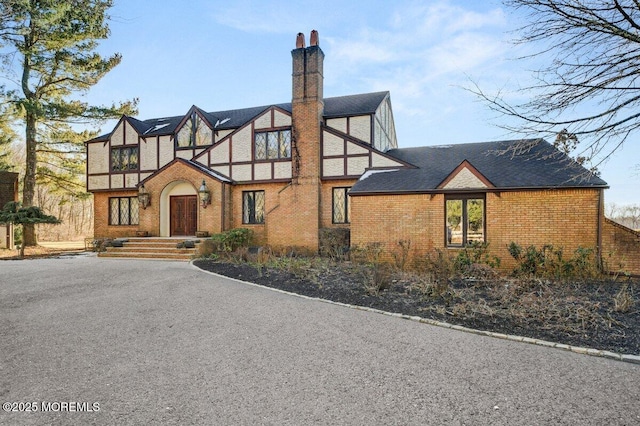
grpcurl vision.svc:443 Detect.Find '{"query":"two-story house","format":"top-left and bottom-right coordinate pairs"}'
top-left (85, 31), bottom-right (640, 274)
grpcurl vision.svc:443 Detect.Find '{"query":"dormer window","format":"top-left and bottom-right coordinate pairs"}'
top-left (176, 111), bottom-right (212, 148)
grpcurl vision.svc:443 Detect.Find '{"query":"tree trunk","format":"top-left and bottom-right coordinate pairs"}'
top-left (22, 110), bottom-right (38, 247)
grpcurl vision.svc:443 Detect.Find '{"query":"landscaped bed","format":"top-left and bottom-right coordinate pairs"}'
top-left (193, 255), bottom-right (639, 356)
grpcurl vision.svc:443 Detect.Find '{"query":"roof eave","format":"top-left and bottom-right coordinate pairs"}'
top-left (349, 184), bottom-right (609, 196)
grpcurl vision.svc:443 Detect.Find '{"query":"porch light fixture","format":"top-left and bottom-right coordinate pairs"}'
top-left (198, 179), bottom-right (211, 208)
top-left (138, 184), bottom-right (150, 209)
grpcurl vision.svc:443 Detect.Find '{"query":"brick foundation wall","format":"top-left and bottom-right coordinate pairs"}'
top-left (351, 188), bottom-right (603, 270)
top-left (602, 218), bottom-right (640, 276)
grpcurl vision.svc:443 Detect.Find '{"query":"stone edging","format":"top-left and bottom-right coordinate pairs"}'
top-left (191, 262), bottom-right (640, 365)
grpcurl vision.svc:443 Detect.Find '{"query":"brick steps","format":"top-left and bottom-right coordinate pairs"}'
top-left (98, 237), bottom-right (201, 261)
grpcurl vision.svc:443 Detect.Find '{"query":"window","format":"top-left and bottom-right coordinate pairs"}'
top-left (445, 195), bottom-right (485, 247)
top-left (332, 187), bottom-right (351, 224)
top-left (255, 129), bottom-right (291, 160)
top-left (111, 147), bottom-right (138, 171)
top-left (243, 191), bottom-right (265, 224)
top-left (176, 112), bottom-right (212, 148)
top-left (109, 197), bottom-right (139, 225)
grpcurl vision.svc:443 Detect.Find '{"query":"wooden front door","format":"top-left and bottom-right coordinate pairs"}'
top-left (170, 196), bottom-right (198, 236)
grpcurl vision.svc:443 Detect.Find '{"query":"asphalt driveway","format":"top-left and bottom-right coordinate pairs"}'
top-left (1, 254), bottom-right (639, 425)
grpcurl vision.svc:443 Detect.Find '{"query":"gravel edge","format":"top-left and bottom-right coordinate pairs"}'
top-left (191, 262), bottom-right (640, 365)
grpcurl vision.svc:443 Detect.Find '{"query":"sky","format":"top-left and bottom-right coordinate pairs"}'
top-left (79, 0), bottom-right (639, 205)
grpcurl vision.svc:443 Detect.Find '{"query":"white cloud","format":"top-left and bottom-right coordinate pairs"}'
top-left (204, 0), bottom-right (516, 144)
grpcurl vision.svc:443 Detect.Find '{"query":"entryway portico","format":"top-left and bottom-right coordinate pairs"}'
top-left (136, 158), bottom-right (232, 238)
top-left (160, 180), bottom-right (198, 236)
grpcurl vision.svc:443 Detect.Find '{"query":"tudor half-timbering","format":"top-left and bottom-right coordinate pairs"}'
top-left (86, 31), bottom-right (407, 251)
top-left (86, 31), bottom-right (640, 274)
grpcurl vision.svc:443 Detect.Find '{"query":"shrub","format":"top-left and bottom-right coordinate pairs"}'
top-left (411, 249), bottom-right (456, 299)
top-left (351, 242), bottom-right (392, 295)
top-left (392, 239), bottom-right (412, 272)
top-left (319, 228), bottom-right (350, 260)
top-left (210, 228), bottom-right (253, 253)
top-left (507, 242), bottom-right (601, 281)
top-left (453, 241), bottom-right (501, 273)
top-left (614, 284), bottom-right (635, 313)
top-left (91, 238), bottom-right (113, 252)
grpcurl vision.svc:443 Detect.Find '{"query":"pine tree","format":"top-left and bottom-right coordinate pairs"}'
top-left (0, 0), bottom-right (137, 246)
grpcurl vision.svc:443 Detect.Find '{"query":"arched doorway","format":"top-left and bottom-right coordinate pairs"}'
top-left (160, 181), bottom-right (198, 236)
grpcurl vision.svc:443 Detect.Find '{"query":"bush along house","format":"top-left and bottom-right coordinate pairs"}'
top-left (85, 31), bottom-right (640, 274)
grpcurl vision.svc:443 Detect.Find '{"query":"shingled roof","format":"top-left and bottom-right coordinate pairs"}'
top-left (87, 92), bottom-right (389, 142)
top-left (350, 139), bottom-right (608, 194)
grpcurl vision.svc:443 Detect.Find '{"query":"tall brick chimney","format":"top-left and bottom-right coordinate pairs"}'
top-left (288, 30), bottom-right (324, 252)
top-left (292, 30), bottom-right (324, 172)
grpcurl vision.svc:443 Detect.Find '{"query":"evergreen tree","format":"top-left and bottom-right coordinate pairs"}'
top-left (0, 201), bottom-right (60, 257)
top-left (0, 0), bottom-right (137, 246)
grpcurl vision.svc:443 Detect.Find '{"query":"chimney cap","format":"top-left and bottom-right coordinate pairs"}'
top-left (310, 30), bottom-right (319, 46)
top-left (296, 32), bottom-right (305, 49)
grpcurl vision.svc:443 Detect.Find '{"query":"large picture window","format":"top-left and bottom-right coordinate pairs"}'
top-left (332, 187), bottom-right (351, 224)
top-left (111, 147), bottom-right (138, 171)
top-left (445, 195), bottom-right (485, 247)
top-left (254, 129), bottom-right (291, 160)
top-left (109, 197), bottom-right (139, 225)
top-left (243, 191), bottom-right (265, 224)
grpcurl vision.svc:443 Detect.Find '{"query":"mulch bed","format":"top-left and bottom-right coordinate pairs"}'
top-left (194, 258), bottom-right (640, 355)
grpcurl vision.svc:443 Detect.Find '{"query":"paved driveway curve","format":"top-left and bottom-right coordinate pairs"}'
top-left (1, 254), bottom-right (639, 425)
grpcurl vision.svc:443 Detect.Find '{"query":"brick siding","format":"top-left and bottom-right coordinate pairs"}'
top-left (93, 161), bottom-right (227, 238)
top-left (351, 188), bottom-right (604, 270)
top-left (0, 171), bottom-right (18, 209)
top-left (602, 218), bottom-right (640, 276)
top-left (93, 190), bottom-right (139, 239)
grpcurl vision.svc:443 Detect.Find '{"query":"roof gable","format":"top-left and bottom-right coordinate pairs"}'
top-left (438, 160), bottom-right (494, 189)
top-left (140, 158), bottom-right (232, 186)
top-left (192, 105), bottom-right (292, 164)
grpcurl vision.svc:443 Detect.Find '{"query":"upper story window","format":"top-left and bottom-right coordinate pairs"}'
top-left (445, 194), bottom-right (485, 247)
top-left (255, 129), bottom-right (291, 160)
top-left (176, 112), bottom-right (212, 148)
top-left (111, 146), bottom-right (138, 171)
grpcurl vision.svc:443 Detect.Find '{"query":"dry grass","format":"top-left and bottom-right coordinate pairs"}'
top-left (0, 242), bottom-right (86, 259)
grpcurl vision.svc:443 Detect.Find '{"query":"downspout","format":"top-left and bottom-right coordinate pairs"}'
top-left (221, 182), bottom-right (226, 232)
top-left (597, 189), bottom-right (603, 271)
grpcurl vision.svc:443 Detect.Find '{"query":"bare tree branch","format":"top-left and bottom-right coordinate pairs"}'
top-left (471, 1), bottom-right (640, 169)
